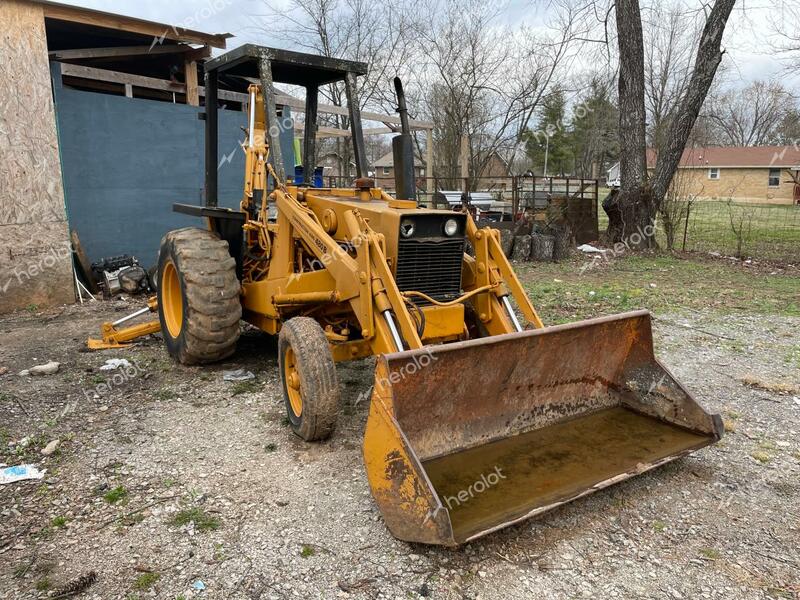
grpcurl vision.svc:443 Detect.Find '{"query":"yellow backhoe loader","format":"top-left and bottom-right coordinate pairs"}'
top-left (88, 46), bottom-right (722, 546)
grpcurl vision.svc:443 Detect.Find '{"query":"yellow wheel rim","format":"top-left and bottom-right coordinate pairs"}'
top-left (161, 260), bottom-right (183, 338)
top-left (284, 347), bottom-right (302, 417)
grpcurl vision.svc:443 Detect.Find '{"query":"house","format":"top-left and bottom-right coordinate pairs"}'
top-left (320, 151), bottom-right (355, 180)
top-left (608, 146), bottom-right (800, 204)
top-left (372, 150), bottom-right (427, 187)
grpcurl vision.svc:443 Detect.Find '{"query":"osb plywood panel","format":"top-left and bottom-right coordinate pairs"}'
top-left (0, 0), bottom-right (74, 312)
top-left (0, 222), bottom-right (74, 313)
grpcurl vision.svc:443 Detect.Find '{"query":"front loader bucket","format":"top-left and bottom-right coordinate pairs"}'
top-left (362, 310), bottom-right (722, 546)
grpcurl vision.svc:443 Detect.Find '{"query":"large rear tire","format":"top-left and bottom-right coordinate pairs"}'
top-left (157, 228), bottom-right (241, 365)
top-left (278, 317), bottom-right (340, 441)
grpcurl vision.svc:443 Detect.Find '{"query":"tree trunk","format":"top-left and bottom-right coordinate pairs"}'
top-left (651, 0), bottom-right (736, 202)
top-left (608, 0), bottom-right (652, 247)
top-left (607, 0), bottom-right (736, 248)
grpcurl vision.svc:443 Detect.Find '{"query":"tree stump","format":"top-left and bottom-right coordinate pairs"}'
top-left (552, 225), bottom-right (573, 262)
top-left (500, 228), bottom-right (514, 257)
top-left (530, 233), bottom-right (554, 261)
top-left (512, 235), bottom-right (532, 261)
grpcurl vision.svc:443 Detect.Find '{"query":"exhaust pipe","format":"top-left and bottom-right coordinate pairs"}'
top-left (392, 77), bottom-right (416, 202)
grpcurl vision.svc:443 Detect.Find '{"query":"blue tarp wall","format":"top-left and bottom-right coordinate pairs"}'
top-left (52, 73), bottom-right (294, 269)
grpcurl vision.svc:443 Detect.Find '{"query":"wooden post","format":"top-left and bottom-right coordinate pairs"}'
top-left (426, 128), bottom-right (434, 202)
top-left (460, 134), bottom-right (469, 182)
top-left (124, 83), bottom-right (132, 98)
top-left (185, 60), bottom-right (199, 106)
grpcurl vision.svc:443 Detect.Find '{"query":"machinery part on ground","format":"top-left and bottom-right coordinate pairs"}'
top-left (278, 317), bottom-right (340, 441)
top-left (118, 265), bottom-right (149, 294)
top-left (86, 296), bottom-right (160, 350)
top-left (364, 311), bottom-right (722, 546)
top-left (92, 254), bottom-right (146, 297)
top-left (156, 228), bottom-right (241, 365)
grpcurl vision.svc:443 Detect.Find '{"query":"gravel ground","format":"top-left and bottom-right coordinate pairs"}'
top-left (1, 292), bottom-right (798, 600)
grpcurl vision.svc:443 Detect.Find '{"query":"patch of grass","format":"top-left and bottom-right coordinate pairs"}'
top-left (264, 442), bottom-right (277, 453)
top-left (103, 485), bottom-right (128, 504)
top-left (163, 477), bottom-right (177, 489)
top-left (26, 304), bottom-right (39, 313)
top-left (169, 508), bottom-right (220, 532)
top-left (699, 547), bottom-right (721, 560)
top-left (652, 520), bottom-right (666, 532)
top-left (300, 545), bottom-right (315, 558)
top-left (231, 380), bottom-right (260, 396)
top-left (785, 345), bottom-right (800, 369)
top-left (751, 451), bottom-right (772, 464)
top-left (155, 389), bottom-right (176, 401)
top-left (758, 439), bottom-right (778, 451)
top-left (51, 516), bottom-right (67, 528)
top-left (35, 577), bottom-right (51, 591)
top-left (723, 419), bottom-right (736, 433)
top-left (515, 253), bottom-right (800, 324)
top-left (213, 542), bottom-right (226, 562)
top-left (134, 572), bottom-right (160, 590)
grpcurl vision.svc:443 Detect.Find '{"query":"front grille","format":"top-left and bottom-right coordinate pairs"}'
top-left (395, 238), bottom-right (465, 303)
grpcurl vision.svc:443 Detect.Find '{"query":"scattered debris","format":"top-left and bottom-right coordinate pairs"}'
top-left (99, 358), bottom-right (132, 371)
top-left (0, 366), bottom-right (8, 375)
top-left (191, 580), bottom-right (206, 591)
top-left (41, 440), bottom-right (60, 457)
top-left (740, 375), bottom-right (798, 395)
top-left (223, 369), bottom-right (255, 382)
top-left (0, 464), bottom-right (46, 485)
top-left (18, 361), bottom-right (60, 376)
top-left (49, 570), bottom-right (97, 599)
top-left (577, 244), bottom-right (604, 253)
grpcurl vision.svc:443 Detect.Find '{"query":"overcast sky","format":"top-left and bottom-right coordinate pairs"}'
top-left (56, 0), bottom-right (795, 89)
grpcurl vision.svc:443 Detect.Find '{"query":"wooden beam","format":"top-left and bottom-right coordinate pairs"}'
top-left (49, 44), bottom-right (198, 60)
top-left (274, 93), bottom-right (433, 130)
top-left (185, 60), bottom-right (199, 106)
top-left (58, 63), bottom-right (249, 104)
top-left (60, 63), bottom-right (184, 92)
top-left (41, 3), bottom-right (229, 49)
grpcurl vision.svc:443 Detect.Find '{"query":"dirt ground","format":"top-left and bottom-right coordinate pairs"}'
top-left (1, 254), bottom-right (799, 600)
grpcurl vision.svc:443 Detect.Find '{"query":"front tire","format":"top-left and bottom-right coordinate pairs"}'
top-left (278, 317), bottom-right (340, 441)
top-left (157, 228), bottom-right (241, 365)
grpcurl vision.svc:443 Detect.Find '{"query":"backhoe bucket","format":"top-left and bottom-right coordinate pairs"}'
top-left (363, 310), bottom-right (722, 546)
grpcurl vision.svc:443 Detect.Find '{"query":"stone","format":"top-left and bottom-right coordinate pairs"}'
top-left (41, 440), bottom-right (60, 456)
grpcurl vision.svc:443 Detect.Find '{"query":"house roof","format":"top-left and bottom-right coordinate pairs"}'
top-left (646, 146), bottom-right (800, 169)
top-left (373, 150), bottom-right (426, 168)
top-left (25, 0), bottom-right (231, 48)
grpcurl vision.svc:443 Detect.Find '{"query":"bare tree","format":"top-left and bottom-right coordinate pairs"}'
top-left (416, 0), bottom-right (580, 188)
top-left (259, 0), bottom-right (421, 172)
top-left (605, 0), bottom-right (736, 248)
top-left (768, 0), bottom-right (800, 66)
top-left (704, 80), bottom-right (796, 146)
top-left (642, 4), bottom-right (703, 149)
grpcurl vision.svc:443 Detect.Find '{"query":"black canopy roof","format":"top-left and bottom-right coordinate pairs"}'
top-left (205, 45), bottom-right (368, 87)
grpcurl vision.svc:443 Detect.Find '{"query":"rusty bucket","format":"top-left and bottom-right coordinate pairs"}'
top-left (362, 310), bottom-right (722, 546)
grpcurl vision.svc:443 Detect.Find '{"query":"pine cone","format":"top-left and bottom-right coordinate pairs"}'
top-left (50, 571), bottom-right (97, 598)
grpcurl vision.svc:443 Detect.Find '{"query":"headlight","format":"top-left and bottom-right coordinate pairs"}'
top-left (443, 218), bottom-right (459, 236)
top-left (400, 220), bottom-right (416, 238)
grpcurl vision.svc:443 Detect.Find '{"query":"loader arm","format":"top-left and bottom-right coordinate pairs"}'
top-left (271, 188), bottom-right (423, 354)
top-left (464, 216), bottom-right (544, 333)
